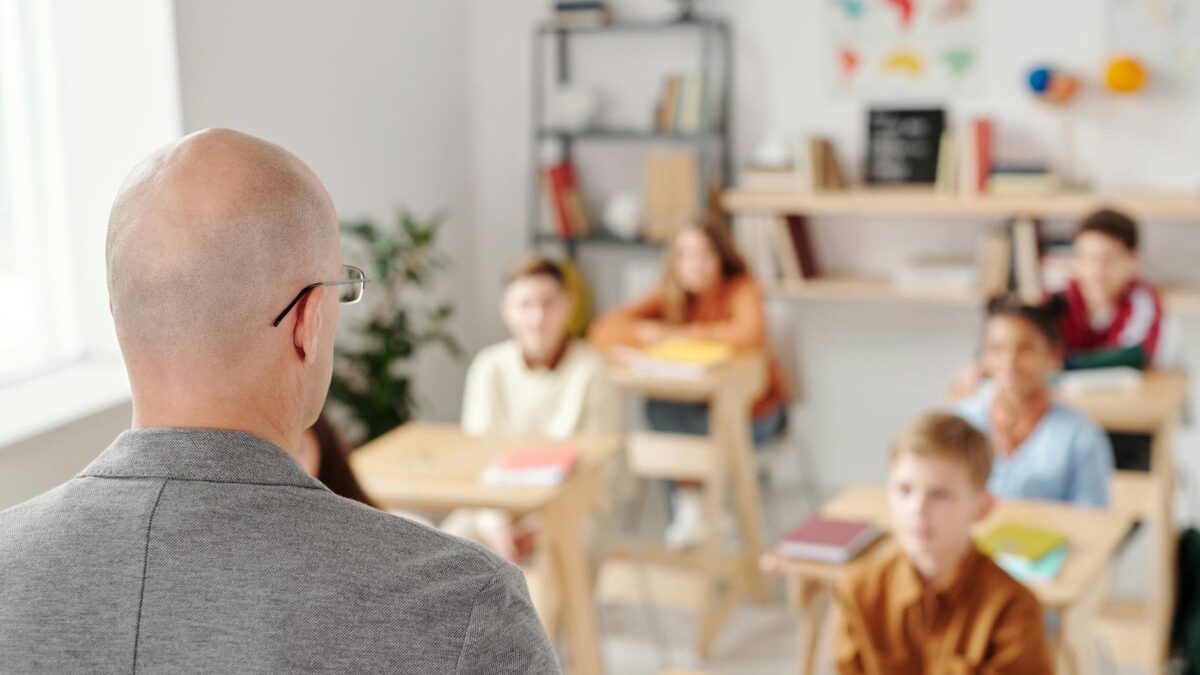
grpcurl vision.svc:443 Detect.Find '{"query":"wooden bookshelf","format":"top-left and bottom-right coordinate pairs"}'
top-left (771, 275), bottom-right (1200, 315)
top-left (723, 188), bottom-right (1200, 221)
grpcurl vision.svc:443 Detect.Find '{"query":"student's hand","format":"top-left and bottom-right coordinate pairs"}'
top-left (634, 320), bottom-right (675, 345)
top-left (950, 362), bottom-right (983, 400)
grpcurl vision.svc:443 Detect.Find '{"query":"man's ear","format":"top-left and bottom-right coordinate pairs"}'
top-left (292, 286), bottom-right (327, 363)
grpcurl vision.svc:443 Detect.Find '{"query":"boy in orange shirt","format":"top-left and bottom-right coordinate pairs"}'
top-left (834, 412), bottom-right (1053, 675)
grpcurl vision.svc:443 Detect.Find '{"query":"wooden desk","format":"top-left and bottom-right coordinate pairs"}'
top-left (767, 486), bottom-right (1134, 675)
top-left (604, 353), bottom-right (770, 656)
top-left (1057, 370), bottom-right (1189, 674)
top-left (351, 423), bottom-right (621, 675)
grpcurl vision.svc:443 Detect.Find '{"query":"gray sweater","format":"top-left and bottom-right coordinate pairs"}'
top-left (0, 427), bottom-right (560, 674)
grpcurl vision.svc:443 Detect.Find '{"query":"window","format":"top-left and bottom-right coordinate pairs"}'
top-left (0, 0), bottom-right (80, 384)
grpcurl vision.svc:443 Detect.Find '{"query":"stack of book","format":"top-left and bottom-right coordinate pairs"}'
top-left (542, 160), bottom-right (591, 238)
top-left (737, 137), bottom-right (846, 194)
top-left (987, 165), bottom-right (1061, 196)
top-left (630, 338), bottom-right (734, 380)
top-left (479, 444), bottom-right (581, 487)
top-left (550, 1), bottom-right (612, 29)
top-left (776, 515), bottom-right (883, 564)
top-left (937, 118), bottom-right (1063, 197)
top-left (653, 73), bottom-right (704, 134)
top-left (734, 213), bottom-right (819, 288)
top-left (976, 521), bottom-right (1069, 582)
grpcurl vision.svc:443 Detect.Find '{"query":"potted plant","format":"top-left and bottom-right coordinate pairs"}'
top-left (327, 209), bottom-right (460, 444)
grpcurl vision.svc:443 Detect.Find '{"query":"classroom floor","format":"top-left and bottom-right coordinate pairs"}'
top-left (589, 479), bottom-right (1157, 675)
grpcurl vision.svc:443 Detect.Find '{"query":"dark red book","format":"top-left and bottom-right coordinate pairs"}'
top-left (786, 215), bottom-right (819, 279)
top-left (776, 515), bottom-right (882, 563)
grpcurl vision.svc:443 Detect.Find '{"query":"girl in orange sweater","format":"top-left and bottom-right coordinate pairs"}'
top-left (589, 222), bottom-right (788, 547)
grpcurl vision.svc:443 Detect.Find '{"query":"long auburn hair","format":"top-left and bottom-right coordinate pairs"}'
top-left (311, 413), bottom-right (377, 508)
top-left (661, 220), bottom-right (749, 323)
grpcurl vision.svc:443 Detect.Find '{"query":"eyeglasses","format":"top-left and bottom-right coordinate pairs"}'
top-left (272, 264), bottom-right (369, 327)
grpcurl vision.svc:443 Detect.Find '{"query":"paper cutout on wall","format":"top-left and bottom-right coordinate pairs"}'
top-left (941, 48), bottom-right (974, 76)
top-left (886, 0), bottom-right (915, 28)
top-left (936, 0), bottom-right (971, 22)
top-left (824, 0), bottom-right (982, 98)
top-left (1105, 0), bottom-right (1200, 96)
top-left (884, 50), bottom-right (924, 78)
top-left (833, 0), bottom-right (867, 20)
top-left (839, 46), bottom-right (862, 82)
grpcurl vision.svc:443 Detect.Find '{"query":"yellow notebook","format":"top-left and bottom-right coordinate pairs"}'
top-left (643, 339), bottom-right (734, 366)
top-left (976, 521), bottom-right (1068, 563)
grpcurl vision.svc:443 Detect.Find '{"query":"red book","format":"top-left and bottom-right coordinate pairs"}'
top-left (776, 516), bottom-right (882, 563)
top-left (542, 163), bottom-right (574, 238)
top-left (479, 445), bottom-right (580, 487)
top-left (973, 118), bottom-right (993, 193)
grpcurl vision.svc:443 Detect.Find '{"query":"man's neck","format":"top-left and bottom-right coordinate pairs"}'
top-left (131, 393), bottom-right (298, 456)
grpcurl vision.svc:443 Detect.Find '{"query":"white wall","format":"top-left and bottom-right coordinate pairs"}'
top-left (1, 0), bottom-right (180, 509)
top-left (463, 0), bottom-right (1200, 488)
top-left (172, 0), bottom-right (475, 423)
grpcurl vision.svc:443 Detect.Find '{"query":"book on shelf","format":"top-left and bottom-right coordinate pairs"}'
top-left (656, 75), bottom-right (683, 132)
top-left (653, 72), bottom-right (703, 134)
top-left (958, 118), bottom-right (993, 195)
top-left (776, 515), bottom-right (882, 564)
top-left (735, 213), bottom-right (818, 287)
top-left (542, 161), bottom-right (591, 238)
top-left (892, 256), bottom-right (978, 291)
top-left (739, 166), bottom-right (802, 193)
top-left (479, 444), bottom-right (581, 487)
top-left (676, 72), bottom-right (704, 134)
top-left (976, 521), bottom-right (1069, 582)
top-left (641, 149), bottom-right (699, 240)
top-left (987, 165), bottom-right (1061, 196)
top-left (1039, 238), bottom-right (1073, 294)
top-left (794, 137), bottom-right (847, 192)
top-left (630, 338), bottom-right (735, 379)
top-left (1012, 217), bottom-right (1042, 302)
top-left (551, 1), bottom-right (612, 29)
top-left (935, 129), bottom-right (958, 195)
top-left (979, 226), bottom-right (1013, 297)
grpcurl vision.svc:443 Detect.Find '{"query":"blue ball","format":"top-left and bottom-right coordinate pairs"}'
top-left (1028, 67), bottom-right (1052, 94)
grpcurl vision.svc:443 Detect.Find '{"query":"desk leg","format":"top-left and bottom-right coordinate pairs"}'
top-left (545, 505), bottom-right (604, 675)
top-left (788, 577), bottom-right (830, 675)
top-left (714, 392), bottom-right (769, 603)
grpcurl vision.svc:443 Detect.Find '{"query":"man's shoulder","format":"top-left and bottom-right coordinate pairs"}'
top-left (303, 489), bottom-right (508, 580)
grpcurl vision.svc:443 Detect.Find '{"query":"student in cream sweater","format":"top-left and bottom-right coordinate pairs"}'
top-left (462, 256), bottom-right (621, 438)
top-left (448, 256), bottom-right (621, 560)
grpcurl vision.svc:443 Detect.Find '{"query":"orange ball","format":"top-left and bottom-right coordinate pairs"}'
top-left (1105, 56), bottom-right (1147, 94)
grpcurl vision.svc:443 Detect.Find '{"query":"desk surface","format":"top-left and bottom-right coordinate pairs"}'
top-left (607, 352), bottom-right (767, 402)
top-left (1056, 370), bottom-right (1188, 434)
top-left (350, 423), bottom-right (621, 513)
top-left (767, 486), bottom-right (1135, 609)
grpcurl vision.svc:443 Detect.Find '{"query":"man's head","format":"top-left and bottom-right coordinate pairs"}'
top-left (500, 256), bottom-right (572, 365)
top-left (887, 412), bottom-right (995, 569)
top-left (107, 129), bottom-right (342, 442)
top-left (1073, 208), bottom-right (1140, 307)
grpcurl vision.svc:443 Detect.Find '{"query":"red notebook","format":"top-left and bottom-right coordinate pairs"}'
top-left (776, 516), bottom-right (882, 564)
top-left (479, 445), bottom-right (580, 487)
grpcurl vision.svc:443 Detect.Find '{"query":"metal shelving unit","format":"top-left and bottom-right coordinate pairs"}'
top-left (528, 16), bottom-right (733, 258)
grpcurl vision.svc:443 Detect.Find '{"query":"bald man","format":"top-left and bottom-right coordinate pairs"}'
top-left (0, 130), bottom-right (559, 674)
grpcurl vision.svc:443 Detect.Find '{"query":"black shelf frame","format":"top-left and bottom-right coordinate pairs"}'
top-left (528, 16), bottom-right (733, 259)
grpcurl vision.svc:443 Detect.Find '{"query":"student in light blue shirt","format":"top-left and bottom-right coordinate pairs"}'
top-left (956, 296), bottom-right (1114, 508)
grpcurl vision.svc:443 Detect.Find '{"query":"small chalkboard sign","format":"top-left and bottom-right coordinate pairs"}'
top-left (865, 108), bottom-right (946, 185)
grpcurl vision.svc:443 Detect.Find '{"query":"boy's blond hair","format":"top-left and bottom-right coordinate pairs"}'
top-left (890, 412), bottom-right (994, 489)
